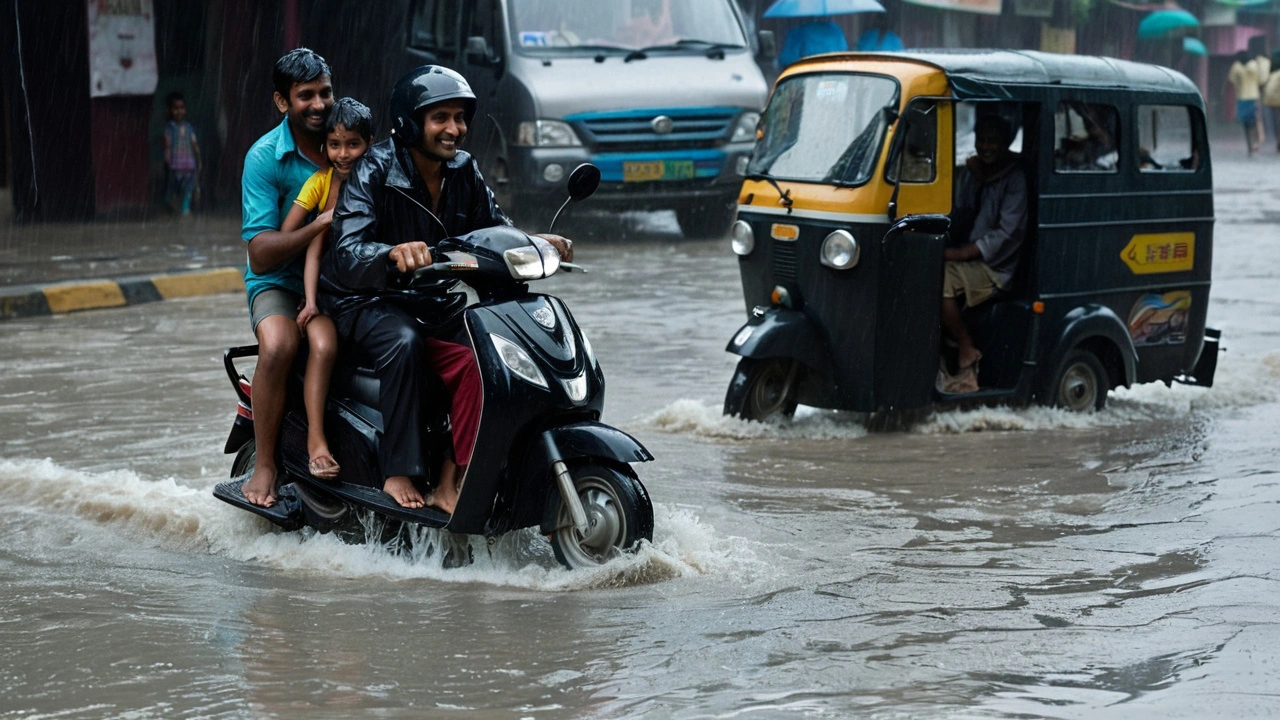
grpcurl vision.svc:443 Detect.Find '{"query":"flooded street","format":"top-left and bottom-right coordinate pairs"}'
top-left (3, 153), bottom-right (1280, 718)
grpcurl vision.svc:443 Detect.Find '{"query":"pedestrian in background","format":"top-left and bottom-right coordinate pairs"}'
top-left (854, 15), bottom-right (903, 52)
top-left (778, 18), bottom-right (848, 67)
top-left (1264, 50), bottom-right (1280, 152)
top-left (1228, 51), bottom-right (1260, 155)
top-left (1253, 48), bottom-right (1270, 146)
top-left (163, 91), bottom-right (201, 215)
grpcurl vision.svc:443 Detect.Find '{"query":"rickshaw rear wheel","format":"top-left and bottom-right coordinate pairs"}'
top-left (724, 357), bottom-right (800, 421)
top-left (1045, 349), bottom-right (1109, 412)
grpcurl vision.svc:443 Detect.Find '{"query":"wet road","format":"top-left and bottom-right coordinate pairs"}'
top-left (2, 154), bottom-right (1280, 718)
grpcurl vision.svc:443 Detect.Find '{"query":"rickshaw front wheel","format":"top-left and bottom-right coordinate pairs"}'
top-left (724, 357), bottom-right (800, 421)
top-left (1046, 349), bottom-right (1109, 412)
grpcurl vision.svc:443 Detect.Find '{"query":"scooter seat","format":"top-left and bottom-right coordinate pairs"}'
top-left (331, 362), bottom-right (381, 411)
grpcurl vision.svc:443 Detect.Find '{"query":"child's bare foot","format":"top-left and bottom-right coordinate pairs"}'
top-left (307, 445), bottom-right (340, 480)
top-left (383, 476), bottom-right (425, 508)
top-left (242, 466), bottom-right (278, 507)
top-left (958, 347), bottom-right (983, 370)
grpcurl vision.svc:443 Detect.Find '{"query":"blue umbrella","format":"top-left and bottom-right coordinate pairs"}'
top-left (1137, 9), bottom-right (1200, 40)
top-left (764, 0), bottom-right (886, 18)
top-left (1182, 37), bottom-right (1207, 56)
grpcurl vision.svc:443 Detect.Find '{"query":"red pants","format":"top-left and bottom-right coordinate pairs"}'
top-left (424, 337), bottom-right (481, 466)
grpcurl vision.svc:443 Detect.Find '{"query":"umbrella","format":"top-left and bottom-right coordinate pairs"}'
top-left (1182, 37), bottom-right (1207, 56)
top-left (1137, 9), bottom-right (1200, 40)
top-left (763, 0), bottom-right (886, 18)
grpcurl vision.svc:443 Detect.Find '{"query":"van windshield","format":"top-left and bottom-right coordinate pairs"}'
top-left (749, 73), bottom-right (899, 187)
top-left (509, 0), bottom-right (746, 55)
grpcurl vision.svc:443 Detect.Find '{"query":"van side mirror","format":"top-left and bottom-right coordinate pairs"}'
top-left (757, 30), bottom-right (777, 61)
top-left (465, 36), bottom-right (498, 66)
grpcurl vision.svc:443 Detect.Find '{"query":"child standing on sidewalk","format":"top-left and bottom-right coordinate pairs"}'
top-left (279, 97), bottom-right (374, 479)
top-left (163, 92), bottom-right (201, 215)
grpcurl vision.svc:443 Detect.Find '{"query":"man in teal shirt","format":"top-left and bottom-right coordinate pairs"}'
top-left (240, 48), bottom-right (335, 507)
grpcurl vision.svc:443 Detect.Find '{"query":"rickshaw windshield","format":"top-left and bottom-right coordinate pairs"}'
top-left (748, 73), bottom-right (898, 187)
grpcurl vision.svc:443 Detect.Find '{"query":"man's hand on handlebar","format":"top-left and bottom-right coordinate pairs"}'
top-left (534, 234), bottom-right (573, 263)
top-left (389, 242), bottom-right (433, 273)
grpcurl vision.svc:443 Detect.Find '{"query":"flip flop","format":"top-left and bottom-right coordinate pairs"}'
top-left (308, 453), bottom-right (341, 480)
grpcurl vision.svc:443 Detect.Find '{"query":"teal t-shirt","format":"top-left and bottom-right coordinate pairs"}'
top-left (241, 117), bottom-right (321, 309)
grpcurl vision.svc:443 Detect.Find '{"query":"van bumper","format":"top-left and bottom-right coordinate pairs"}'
top-left (505, 143), bottom-right (753, 210)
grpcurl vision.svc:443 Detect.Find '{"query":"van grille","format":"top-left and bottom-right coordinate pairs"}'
top-left (569, 107), bottom-right (738, 150)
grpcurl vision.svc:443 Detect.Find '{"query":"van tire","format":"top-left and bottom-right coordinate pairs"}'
top-left (724, 357), bottom-right (800, 421)
top-left (676, 202), bottom-right (736, 240)
top-left (1043, 348), bottom-right (1109, 412)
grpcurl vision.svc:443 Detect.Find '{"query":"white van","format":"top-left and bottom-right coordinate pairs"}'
top-left (406, 0), bottom-right (772, 237)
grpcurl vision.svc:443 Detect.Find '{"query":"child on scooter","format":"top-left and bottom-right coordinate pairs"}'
top-left (279, 97), bottom-right (374, 479)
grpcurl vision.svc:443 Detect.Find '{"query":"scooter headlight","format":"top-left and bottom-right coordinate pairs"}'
top-left (731, 220), bottom-right (755, 256)
top-left (820, 230), bottom-right (860, 270)
top-left (492, 334), bottom-right (548, 389)
top-left (503, 238), bottom-right (561, 279)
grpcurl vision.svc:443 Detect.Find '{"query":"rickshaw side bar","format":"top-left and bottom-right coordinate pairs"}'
top-left (1037, 218), bottom-right (1215, 230)
top-left (1037, 280), bottom-right (1212, 301)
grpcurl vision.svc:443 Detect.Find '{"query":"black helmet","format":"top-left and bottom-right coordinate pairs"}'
top-left (389, 65), bottom-right (477, 148)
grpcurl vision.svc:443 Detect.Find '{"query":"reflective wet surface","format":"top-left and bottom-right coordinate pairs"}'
top-left (2, 154), bottom-right (1279, 718)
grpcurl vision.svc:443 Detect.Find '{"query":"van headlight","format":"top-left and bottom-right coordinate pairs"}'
top-left (492, 334), bottom-right (548, 389)
top-left (730, 111), bottom-right (760, 143)
top-left (503, 237), bottom-right (561, 279)
top-left (731, 220), bottom-right (755, 256)
top-left (820, 230), bottom-right (860, 270)
top-left (516, 120), bottom-right (582, 147)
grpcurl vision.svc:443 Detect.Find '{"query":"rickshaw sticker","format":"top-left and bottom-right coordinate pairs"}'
top-left (1121, 232), bottom-right (1194, 274)
top-left (814, 80), bottom-right (848, 103)
top-left (1127, 291), bottom-right (1191, 346)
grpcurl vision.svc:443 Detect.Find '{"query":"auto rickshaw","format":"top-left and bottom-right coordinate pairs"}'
top-left (724, 50), bottom-right (1220, 420)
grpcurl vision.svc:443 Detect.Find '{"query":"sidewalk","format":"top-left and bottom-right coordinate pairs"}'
top-left (0, 191), bottom-right (246, 320)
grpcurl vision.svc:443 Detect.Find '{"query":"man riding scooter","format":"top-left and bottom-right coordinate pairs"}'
top-left (319, 65), bottom-right (573, 512)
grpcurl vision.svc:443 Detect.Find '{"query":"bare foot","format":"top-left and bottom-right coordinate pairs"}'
top-left (242, 466), bottom-right (277, 508)
top-left (383, 475), bottom-right (425, 509)
top-left (958, 346), bottom-right (983, 370)
top-left (308, 448), bottom-right (340, 480)
top-left (424, 461), bottom-right (463, 515)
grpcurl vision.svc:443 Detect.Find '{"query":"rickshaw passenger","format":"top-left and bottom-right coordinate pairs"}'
top-left (941, 114), bottom-right (1027, 382)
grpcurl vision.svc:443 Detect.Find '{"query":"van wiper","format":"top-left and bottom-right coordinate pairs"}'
top-left (746, 171), bottom-right (793, 208)
top-left (624, 39), bottom-right (744, 62)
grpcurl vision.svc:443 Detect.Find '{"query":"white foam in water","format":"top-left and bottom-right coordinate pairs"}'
top-left (0, 458), bottom-right (762, 591)
top-left (641, 351), bottom-right (1280, 439)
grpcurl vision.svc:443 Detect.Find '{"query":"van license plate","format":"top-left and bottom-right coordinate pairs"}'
top-left (623, 160), bottom-right (695, 182)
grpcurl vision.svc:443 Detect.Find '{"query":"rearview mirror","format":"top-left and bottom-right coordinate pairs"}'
top-left (757, 30), bottom-right (777, 61)
top-left (465, 36), bottom-right (497, 66)
top-left (566, 163), bottom-right (600, 202)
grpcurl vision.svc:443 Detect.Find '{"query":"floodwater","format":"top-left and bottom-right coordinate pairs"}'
top-left (2, 152), bottom-right (1280, 718)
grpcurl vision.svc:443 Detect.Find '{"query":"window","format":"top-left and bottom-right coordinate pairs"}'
top-left (1054, 102), bottom-right (1119, 173)
top-left (954, 101), bottom-right (1023, 167)
top-left (408, 0), bottom-right (460, 54)
top-left (1138, 105), bottom-right (1198, 172)
top-left (887, 101), bottom-right (937, 184)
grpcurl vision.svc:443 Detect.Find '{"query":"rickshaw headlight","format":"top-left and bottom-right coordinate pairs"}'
top-left (731, 220), bottom-right (755, 256)
top-left (820, 230), bottom-right (860, 270)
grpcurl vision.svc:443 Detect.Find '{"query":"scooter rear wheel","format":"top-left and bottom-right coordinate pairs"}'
top-left (551, 463), bottom-right (653, 569)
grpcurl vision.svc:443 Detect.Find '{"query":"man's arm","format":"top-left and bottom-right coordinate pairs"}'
top-left (973, 168), bottom-right (1028, 262)
top-left (327, 153), bottom-right (405, 290)
top-left (242, 147), bottom-right (314, 275)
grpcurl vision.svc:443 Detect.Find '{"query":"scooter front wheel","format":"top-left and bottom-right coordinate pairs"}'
top-left (723, 357), bottom-right (800, 421)
top-left (550, 463), bottom-right (653, 569)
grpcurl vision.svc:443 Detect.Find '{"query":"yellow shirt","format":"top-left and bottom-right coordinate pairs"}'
top-left (294, 166), bottom-right (334, 213)
top-left (1230, 61), bottom-right (1261, 101)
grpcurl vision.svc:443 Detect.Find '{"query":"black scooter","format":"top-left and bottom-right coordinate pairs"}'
top-left (214, 165), bottom-right (654, 568)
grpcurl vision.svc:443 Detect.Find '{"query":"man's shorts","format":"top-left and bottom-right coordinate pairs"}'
top-left (1238, 99), bottom-right (1258, 126)
top-left (249, 287), bottom-right (301, 333)
top-left (943, 260), bottom-right (1002, 307)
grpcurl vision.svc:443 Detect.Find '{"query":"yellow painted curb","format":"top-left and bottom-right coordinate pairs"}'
top-left (43, 281), bottom-right (127, 314)
top-left (151, 268), bottom-right (245, 298)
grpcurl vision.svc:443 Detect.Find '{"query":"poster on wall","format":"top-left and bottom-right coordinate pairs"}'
top-left (87, 0), bottom-right (158, 98)
top-left (902, 0), bottom-right (1003, 15)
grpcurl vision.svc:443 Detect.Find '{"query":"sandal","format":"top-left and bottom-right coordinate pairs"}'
top-left (308, 453), bottom-right (341, 480)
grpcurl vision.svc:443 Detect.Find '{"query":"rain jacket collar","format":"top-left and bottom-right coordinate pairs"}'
top-left (386, 145), bottom-right (473, 190)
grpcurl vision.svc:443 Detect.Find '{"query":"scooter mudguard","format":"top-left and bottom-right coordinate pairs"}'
top-left (531, 422), bottom-right (652, 534)
top-left (725, 306), bottom-right (833, 377)
top-left (213, 477), bottom-right (304, 531)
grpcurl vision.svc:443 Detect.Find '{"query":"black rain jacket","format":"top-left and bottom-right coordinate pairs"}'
top-left (319, 139), bottom-right (511, 321)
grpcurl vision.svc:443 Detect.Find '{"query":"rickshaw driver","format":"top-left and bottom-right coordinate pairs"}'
top-left (940, 114), bottom-right (1028, 383)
